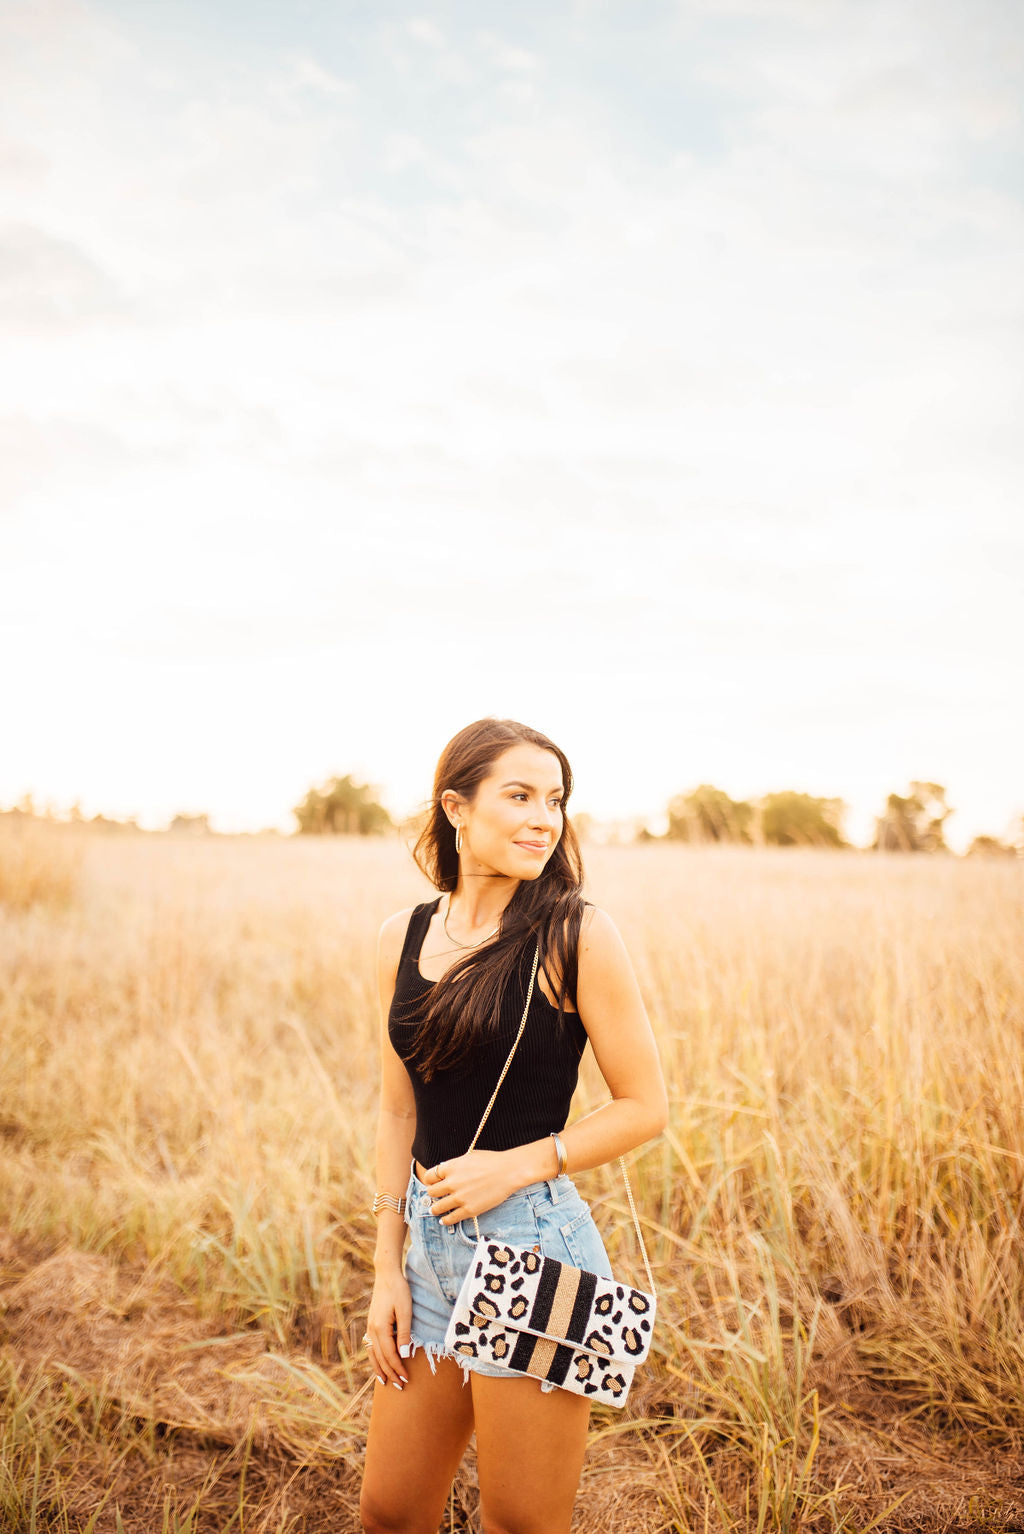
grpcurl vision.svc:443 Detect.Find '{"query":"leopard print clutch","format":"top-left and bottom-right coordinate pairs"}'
top-left (444, 1239), bottom-right (656, 1408)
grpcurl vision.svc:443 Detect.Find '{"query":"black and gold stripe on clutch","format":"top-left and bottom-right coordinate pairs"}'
top-left (507, 1258), bottom-right (598, 1384)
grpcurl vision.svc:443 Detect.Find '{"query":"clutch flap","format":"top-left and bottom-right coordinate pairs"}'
top-left (463, 1239), bottom-right (656, 1367)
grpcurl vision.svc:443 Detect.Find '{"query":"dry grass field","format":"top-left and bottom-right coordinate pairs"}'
top-left (2, 820), bottom-right (1024, 1532)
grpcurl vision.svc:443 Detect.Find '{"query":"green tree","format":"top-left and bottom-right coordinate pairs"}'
top-left (293, 774), bottom-right (392, 836)
top-left (573, 811), bottom-right (595, 844)
top-left (760, 791), bottom-right (846, 847)
top-left (872, 782), bottom-right (952, 852)
top-left (169, 813), bottom-right (211, 835)
top-left (667, 785), bottom-right (754, 844)
top-left (966, 835), bottom-right (1016, 858)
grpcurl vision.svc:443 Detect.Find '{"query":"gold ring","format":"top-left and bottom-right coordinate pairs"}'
top-left (435, 1164), bottom-right (445, 1180)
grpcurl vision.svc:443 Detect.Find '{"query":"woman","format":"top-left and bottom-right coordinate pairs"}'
top-left (359, 718), bottom-right (668, 1534)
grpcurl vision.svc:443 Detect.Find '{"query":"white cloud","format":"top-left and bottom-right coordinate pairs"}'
top-left (0, 222), bottom-right (128, 330)
top-left (280, 54), bottom-right (351, 98)
top-left (478, 31), bottom-right (540, 74)
top-left (407, 17), bottom-right (445, 48)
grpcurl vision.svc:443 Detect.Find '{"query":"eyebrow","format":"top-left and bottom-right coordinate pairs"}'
top-left (500, 780), bottom-right (565, 794)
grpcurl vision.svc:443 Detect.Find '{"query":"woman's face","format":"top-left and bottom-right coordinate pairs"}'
top-left (452, 743), bottom-right (565, 881)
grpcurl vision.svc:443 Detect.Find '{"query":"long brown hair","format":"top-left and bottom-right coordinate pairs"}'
top-left (402, 717), bottom-right (588, 1079)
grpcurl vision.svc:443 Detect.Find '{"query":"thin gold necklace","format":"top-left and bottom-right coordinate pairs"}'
top-left (442, 893), bottom-right (500, 949)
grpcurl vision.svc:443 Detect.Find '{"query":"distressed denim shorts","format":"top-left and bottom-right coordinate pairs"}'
top-left (403, 1162), bottom-right (613, 1390)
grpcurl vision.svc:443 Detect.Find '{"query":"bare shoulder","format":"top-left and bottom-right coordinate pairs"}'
top-left (578, 903), bottom-right (628, 961)
top-left (376, 903), bottom-right (420, 986)
top-left (538, 903), bottom-right (601, 1012)
top-left (575, 905), bottom-right (641, 1003)
top-left (376, 903), bottom-right (428, 1025)
top-left (379, 903), bottom-right (418, 946)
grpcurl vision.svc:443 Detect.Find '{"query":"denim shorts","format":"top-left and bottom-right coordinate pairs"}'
top-left (403, 1162), bottom-right (613, 1390)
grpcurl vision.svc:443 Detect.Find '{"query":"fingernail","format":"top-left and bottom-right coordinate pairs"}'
top-left (399, 1344), bottom-right (410, 1358)
top-left (393, 1382), bottom-right (404, 1391)
top-left (399, 1374), bottom-right (408, 1384)
top-left (376, 1375), bottom-right (386, 1386)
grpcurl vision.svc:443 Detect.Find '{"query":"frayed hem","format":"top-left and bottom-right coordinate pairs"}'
top-left (407, 1340), bottom-right (559, 1393)
top-left (407, 1337), bottom-right (472, 1385)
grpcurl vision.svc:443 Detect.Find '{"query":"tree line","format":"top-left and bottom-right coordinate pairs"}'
top-left (4, 779), bottom-right (1018, 856)
top-left (290, 776), bottom-right (1021, 856)
top-left (664, 779), bottom-right (958, 851)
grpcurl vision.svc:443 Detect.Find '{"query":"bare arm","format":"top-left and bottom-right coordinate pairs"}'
top-left (427, 906), bottom-right (668, 1222)
top-left (364, 908), bottom-right (418, 1387)
top-left (523, 904), bottom-right (668, 1178)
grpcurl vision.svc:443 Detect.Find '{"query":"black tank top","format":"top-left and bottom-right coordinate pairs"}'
top-left (388, 898), bottom-right (589, 1168)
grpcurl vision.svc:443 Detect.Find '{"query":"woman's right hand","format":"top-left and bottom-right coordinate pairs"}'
top-left (364, 1269), bottom-right (413, 1389)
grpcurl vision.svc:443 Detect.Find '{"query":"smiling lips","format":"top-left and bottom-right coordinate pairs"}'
top-left (515, 841), bottom-right (548, 853)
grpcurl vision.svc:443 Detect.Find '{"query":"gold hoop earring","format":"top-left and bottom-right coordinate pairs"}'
top-left (455, 825), bottom-right (463, 855)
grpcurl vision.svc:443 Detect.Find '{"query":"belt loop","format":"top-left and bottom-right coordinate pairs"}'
top-left (545, 1176), bottom-right (561, 1204)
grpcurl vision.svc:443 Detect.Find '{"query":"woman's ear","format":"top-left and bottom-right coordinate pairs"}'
top-left (440, 789), bottom-right (462, 828)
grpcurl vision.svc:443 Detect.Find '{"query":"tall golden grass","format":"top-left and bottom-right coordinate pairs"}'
top-left (0, 817), bottom-right (83, 912)
top-left (1, 823), bottom-right (1023, 1531)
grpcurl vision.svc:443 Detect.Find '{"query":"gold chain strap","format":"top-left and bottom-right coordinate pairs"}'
top-left (466, 941), bottom-right (540, 1158)
top-left (617, 1155), bottom-right (656, 1295)
top-left (465, 941), bottom-right (656, 1296)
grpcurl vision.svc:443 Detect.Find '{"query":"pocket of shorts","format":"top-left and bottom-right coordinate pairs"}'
top-left (455, 1199), bottom-right (541, 1252)
top-left (405, 1216), bottom-right (455, 1306)
top-left (556, 1206), bottom-right (613, 1276)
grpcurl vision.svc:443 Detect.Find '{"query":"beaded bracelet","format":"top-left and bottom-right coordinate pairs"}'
top-left (372, 1191), bottom-right (408, 1217)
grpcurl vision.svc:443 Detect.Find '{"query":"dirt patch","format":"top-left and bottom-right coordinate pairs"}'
top-left (3, 1241), bottom-right (281, 1447)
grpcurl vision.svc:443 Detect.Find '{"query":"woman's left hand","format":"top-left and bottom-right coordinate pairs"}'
top-left (424, 1150), bottom-right (519, 1223)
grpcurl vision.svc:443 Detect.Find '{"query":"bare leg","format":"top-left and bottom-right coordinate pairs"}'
top-left (471, 1374), bottom-right (590, 1534)
top-left (360, 1352), bottom-right (475, 1533)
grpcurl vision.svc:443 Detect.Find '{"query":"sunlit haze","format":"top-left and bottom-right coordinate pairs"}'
top-left (3, 0), bottom-right (1021, 851)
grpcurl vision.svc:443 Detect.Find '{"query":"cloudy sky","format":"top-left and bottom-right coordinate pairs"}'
top-left (2, 0), bottom-right (1021, 848)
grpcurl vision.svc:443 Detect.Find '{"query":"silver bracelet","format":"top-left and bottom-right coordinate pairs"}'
top-left (372, 1191), bottom-right (408, 1217)
top-left (549, 1131), bottom-right (568, 1178)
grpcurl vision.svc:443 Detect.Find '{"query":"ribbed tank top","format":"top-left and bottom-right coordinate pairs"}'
top-left (388, 897), bottom-right (589, 1168)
